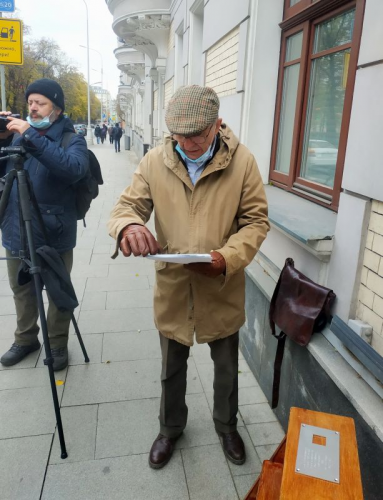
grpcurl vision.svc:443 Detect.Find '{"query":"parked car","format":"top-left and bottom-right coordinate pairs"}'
top-left (307, 140), bottom-right (338, 167)
top-left (74, 124), bottom-right (87, 137)
top-left (303, 139), bottom-right (338, 187)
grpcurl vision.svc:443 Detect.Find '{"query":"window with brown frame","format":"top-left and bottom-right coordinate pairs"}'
top-left (270, 0), bottom-right (365, 210)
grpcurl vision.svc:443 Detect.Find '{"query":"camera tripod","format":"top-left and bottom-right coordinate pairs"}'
top-left (0, 145), bottom-right (89, 459)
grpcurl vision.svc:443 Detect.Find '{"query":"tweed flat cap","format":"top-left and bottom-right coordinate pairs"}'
top-left (165, 85), bottom-right (220, 135)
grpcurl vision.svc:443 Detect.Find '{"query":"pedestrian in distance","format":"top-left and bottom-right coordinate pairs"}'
top-left (94, 124), bottom-right (101, 144)
top-left (112, 123), bottom-right (122, 152)
top-left (0, 78), bottom-right (89, 371)
top-left (100, 123), bottom-right (107, 144)
top-left (108, 124), bottom-right (114, 144)
top-left (108, 85), bottom-right (270, 469)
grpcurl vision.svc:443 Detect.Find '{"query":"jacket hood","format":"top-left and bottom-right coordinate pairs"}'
top-left (163, 123), bottom-right (240, 172)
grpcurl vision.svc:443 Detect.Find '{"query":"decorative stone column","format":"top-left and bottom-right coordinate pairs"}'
top-left (156, 66), bottom-right (166, 143)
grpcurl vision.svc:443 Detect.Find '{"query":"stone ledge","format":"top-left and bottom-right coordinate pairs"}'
top-left (307, 332), bottom-right (383, 443)
top-left (245, 251), bottom-right (279, 302)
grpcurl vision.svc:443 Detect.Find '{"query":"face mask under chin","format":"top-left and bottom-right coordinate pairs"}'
top-left (26, 110), bottom-right (55, 130)
top-left (176, 138), bottom-right (216, 165)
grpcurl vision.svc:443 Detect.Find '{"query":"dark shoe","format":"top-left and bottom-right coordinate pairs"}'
top-left (218, 430), bottom-right (246, 465)
top-left (0, 341), bottom-right (41, 367)
top-left (51, 347), bottom-right (68, 371)
top-left (149, 433), bottom-right (181, 469)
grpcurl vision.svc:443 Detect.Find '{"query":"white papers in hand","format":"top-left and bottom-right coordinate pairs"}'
top-left (145, 254), bottom-right (212, 264)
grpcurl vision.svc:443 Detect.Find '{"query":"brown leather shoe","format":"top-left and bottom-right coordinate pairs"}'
top-left (149, 433), bottom-right (181, 469)
top-left (218, 430), bottom-right (246, 465)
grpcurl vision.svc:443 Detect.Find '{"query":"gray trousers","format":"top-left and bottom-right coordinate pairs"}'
top-left (6, 249), bottom-right (73, 349)
top-left (159, 332), bottom-right (239, 438)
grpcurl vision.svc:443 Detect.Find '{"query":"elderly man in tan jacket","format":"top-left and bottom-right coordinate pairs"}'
top-left (108, 85), bottom-right (269, 470)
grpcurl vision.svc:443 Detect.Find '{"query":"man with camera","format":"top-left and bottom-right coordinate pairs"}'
top-left (0, 78), bottom-right (89, 371)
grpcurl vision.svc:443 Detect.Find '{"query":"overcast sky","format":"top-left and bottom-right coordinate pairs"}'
top-left (8, 0), bottom-right (120, 98)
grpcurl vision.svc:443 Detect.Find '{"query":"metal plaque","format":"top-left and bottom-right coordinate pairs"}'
top-left (295, 424), bottom-right (340, 484)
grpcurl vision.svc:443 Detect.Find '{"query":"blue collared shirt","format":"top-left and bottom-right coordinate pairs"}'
top-left (180, 136), bottom-right (217, 186)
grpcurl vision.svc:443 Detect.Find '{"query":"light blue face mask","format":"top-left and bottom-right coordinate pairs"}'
top-left (26, 110), bottom-right (54, 130)
top-left (175, 138), bottom-right (216, 167)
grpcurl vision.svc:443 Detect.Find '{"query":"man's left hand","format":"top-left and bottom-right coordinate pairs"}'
top-left (6, 116), bottom-right (30, 135)
top-left (184, 251), bottom-right (226, 278)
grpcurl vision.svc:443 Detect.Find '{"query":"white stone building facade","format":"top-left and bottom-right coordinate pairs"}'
top-left (106, 1), bottom-right (383, 496)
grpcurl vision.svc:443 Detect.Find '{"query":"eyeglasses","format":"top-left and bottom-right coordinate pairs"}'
top-left (172, 123), bottom-right (214, 145)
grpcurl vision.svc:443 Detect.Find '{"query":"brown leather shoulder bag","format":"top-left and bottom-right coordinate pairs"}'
top-left (269, 258), bottom-right (336, 408)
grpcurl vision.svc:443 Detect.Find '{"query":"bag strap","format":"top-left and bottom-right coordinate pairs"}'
top-left (269, 259), bottom-right (292, 339)
top-left (61, 131), bottom-right (88, 227)
top-left (269, 258), bottom-right (292, 409)
top-left (61, 131), bottom-right (77, 149)
top-left (271, 334), bottom-right (286, 409)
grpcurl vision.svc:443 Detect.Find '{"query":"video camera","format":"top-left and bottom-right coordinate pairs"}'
top-left (0, 114), bottom-right (21, 132)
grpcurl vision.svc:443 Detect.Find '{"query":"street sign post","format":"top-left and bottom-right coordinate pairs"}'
top-left (0, 18), bottom-right (23, 65)
top-left (0, 1), bottom-right (15, 13)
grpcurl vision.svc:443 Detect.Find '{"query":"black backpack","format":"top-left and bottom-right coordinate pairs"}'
top-left (114, 126), bottom-right (123, 139)
top-left (61, 132), bottom-right (103, 221)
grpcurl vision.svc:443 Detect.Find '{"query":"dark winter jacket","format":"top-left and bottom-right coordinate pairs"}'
top-left (0, 115), bottom-right (89, 254)
top-left (112, 125), bottom-right (123, 140)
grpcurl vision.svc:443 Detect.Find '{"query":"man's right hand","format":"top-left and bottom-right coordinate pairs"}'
top-left (0, 111), bottom-right (14, 140)
top-left (120, 224), bottom-right (162, 257)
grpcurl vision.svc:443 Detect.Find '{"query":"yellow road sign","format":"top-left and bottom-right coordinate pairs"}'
top-left (0, 18), bottom-right (23, 65)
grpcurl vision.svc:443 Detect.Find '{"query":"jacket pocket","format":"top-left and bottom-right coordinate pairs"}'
top-left (155, 260), bottom-right (167, 271)
top-left (154, 242), bottom-right (168, 271)
top-left (39, 204), bottom-right (64, 234)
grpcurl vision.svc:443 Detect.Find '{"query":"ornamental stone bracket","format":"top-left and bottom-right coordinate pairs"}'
top-left (108, 1), bottom-right (171, 84)
top-left (118, 35), bottom-right (158, 66)
top-left (114, 46), bottom-right (146, 85)
top-left (111, 10), bottom-right (171, 67)
top-left (118, 62), bottom-right (146, 86)
top-left (119, 92), bottom-right (134, 105)
top-left (124, 14), bottom-right (171, 61)
top-left (137, 84), bottom-right (145, 99)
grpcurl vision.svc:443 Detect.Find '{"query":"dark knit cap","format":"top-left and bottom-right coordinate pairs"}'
top-left (25, 78), bottom-right (65, 111)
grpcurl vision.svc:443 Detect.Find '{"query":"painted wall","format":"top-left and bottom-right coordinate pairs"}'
top-left (241, 0), bottom-right (284, 182)
top-left (341, 64), bottom-right (383, 202)
top-left (202, 0), bottom-right (250, 52)
top-left (219, 93), bottom-right (243, 138)
top-left (341, 0), bottom-right (383, 201)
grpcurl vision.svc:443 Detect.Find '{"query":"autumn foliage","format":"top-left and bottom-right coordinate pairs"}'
top-left (4, 37), bottom-right (101, 122)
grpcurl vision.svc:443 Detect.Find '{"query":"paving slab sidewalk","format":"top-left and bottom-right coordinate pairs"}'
top-left (0, 140), bottom-right (285, 500)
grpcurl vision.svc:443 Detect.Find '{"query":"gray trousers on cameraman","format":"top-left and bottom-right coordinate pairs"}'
top-left (159, 331), bottom-right (239, 438)
top-left (6, 249), bottom-right (73, 349)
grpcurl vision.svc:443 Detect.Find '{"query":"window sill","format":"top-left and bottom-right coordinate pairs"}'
top-left (265, 185), bottom-right (337, 261)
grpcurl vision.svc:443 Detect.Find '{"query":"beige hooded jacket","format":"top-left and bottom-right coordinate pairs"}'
top-left (108, 124), bottom-right (270, 346)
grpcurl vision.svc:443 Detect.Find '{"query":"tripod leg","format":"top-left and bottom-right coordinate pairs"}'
top-left (0, 170), bottom-right (17, 224)
top-left (71, 313), bottom-right (90, 363)
top-left (17, 168), bottom-right (68, 459)
top-left (32, 272), bottom-right (68, 459)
